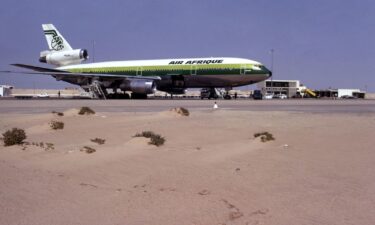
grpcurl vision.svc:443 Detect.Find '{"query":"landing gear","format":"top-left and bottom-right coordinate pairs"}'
top-left (224, 87), bottom-right (232, 100)
top-left (106, 92), bottom-right (130, 99)
top-left (200, 87), bottom-right (233, 99)
top-left (103, 91), bottom-right (147, 99)
top-left (131, 93), bottom-right (148, 99)
top-left (200, 88), bottom-right (219, 99)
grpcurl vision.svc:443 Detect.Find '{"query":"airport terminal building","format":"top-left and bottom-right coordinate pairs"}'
top-left (257, 80), bottom-right (366, 99)
top-left (0, 85), bottom-right (13, 97)
top-left (257, 80), bottom-right (305, 98)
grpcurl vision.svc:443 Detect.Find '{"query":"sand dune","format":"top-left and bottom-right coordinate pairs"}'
top-left (1, 107), bottom-right (375, 225)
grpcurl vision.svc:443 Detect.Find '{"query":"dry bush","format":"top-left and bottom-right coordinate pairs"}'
top-left (81, 146), bottom-right (96, 154)
top-left (254, 131), bottom-right (275, 142)
top-left (91, 138), bottom-right (105, 145)
top-left (134, 131), bottom-right (165, 147)
top-left (78, 107), bottom-right (95, 115)
top-left (149, 135), bottom-right (165, 146)
top-left (2, 128), bottom-right (27, 146)
top-left (134, 131), bottom-right (154, 138)
top-left (49, 120), bottom-right (64, 130)
top-left (170, 107), bottom-right (190, 116)
top-left (45, 143), bottom-right (55, 150)
top-left (30, 142), bottom-right (55, 150)
top-left (52, 111), bottom-right (64, 116)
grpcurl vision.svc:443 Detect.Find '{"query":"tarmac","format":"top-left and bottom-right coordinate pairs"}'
top-left (0, 99), bottom-right (374, 114)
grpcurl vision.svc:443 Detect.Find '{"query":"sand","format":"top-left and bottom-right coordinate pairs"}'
top-left (1, 106), bottom-right (375, 225)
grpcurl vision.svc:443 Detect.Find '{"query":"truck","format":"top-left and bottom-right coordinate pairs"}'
top-left (252, 90), bottom-right (263, 100)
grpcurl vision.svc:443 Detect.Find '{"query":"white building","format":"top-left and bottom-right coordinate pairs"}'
top-left (337, 89), bottom-right (361, 98)
top-left (0, 85), bottom-right (13, 97)
top-left (257, 80), bottom-right (304, 98)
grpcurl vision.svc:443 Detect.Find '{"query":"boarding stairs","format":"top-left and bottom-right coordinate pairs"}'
top-left (88, 81), bottom-right (107, 99)
top-left (304, 88), bottom-right (317, 98)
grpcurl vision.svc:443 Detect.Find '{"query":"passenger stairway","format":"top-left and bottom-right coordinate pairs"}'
top-left (89, 81), bottom-right (107, 99)
top-left (304, 88), bottom-right (317, 98)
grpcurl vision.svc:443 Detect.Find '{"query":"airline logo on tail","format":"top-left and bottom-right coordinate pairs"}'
top-left (42, 24), bottom-right (72, 52)
top-left (39, 24), bottom-right (88, 66)
top-left (44, 30), bottom-right (64, 51)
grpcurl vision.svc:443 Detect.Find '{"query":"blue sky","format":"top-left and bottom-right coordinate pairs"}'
top-left (1, 0), bottom-right (374, 91)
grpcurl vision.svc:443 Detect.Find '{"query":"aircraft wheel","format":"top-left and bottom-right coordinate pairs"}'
top-left (131, 93), bottom-right (148, 99)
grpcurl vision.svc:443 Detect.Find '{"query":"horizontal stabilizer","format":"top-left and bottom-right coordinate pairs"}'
top-left (11, 64), bottom-right (66, 73)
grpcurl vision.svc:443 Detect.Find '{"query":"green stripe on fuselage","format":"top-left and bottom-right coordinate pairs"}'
top-left (67, 63), bottom-right (266, 76)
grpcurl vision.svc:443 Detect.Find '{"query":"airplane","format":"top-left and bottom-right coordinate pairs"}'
top-left (3, 24), bottom-right (272, 99)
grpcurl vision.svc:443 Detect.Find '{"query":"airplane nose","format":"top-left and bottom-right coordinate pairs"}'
top-left (263, 66), bottom-right (272, 78)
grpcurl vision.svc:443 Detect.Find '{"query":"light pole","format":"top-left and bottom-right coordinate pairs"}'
top-left (92, 40), bottom-right (96, 63)
top-left (270, 49), bottom-right (274, 81)
top-left (270, 49), bottom-right (274, 94)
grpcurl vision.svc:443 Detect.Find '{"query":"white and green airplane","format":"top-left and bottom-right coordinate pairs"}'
top-left (7, 24), bottom-right (272, 98)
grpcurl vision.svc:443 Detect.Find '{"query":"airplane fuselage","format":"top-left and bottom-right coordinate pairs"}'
top-left (59, 57), bottom-right (272, 92)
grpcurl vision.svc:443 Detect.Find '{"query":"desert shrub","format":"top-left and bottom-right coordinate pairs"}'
top-left (81, 146), bottom-right (96, 154)
top-left (45, 143), bottom-right (55, 150)
top-left (2, 128), bottom-right (27, 146)
top-left (78, 107), bottom-right (95, 115)
top-left (30, 142), bottom-right (55, 150)
top-left (134, 131), bottom-right (166, 147)
top-left (170, 107), bottom-right (190, 116)
top-left (52, 111), bottom-right (64, 116)
top-left (49, 120), bottom-right (64, 130)
top-left (149, 134), bottom-right (165, 146)
top-left (134, 131), bottom-right (154, 138)
top-left (254, 131), bottom-right (275, 142)
top-left (91, 138), bottom-right (105, 145)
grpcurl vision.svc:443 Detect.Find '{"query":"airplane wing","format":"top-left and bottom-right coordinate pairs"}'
top-left (0, 64), bottom-right (161, 80)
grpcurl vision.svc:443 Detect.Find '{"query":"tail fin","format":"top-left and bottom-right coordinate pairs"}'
top-left (42, 24), bottom-right (72, 51)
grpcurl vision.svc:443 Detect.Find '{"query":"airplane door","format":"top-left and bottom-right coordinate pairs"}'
top-left (136, 67), bottom-right (143, 76)
top-left (191, 65), bottom-right (197, 75)
top-left (240, 65), bottom-right (246, 75)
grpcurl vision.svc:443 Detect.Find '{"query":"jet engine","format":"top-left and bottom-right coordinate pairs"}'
top-left (120, 80), bottom-right (156, 94)
top-left (39, 49), bottom-right (89, 66)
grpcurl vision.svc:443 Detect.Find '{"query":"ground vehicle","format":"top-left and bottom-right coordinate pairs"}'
top-left (263, 93), bottom-right (274, 99)
top-left (273, 93), bottom-right (287, 99)
top-left (341, 95), bottom-right (357, 99)
top-left (252, 90), bottom-right (263, 100)
top-left (292, 92), bottom-right (303, 98)
top-left (37, 92), bottom-right (50, 98)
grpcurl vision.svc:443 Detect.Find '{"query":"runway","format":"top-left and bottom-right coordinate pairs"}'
top-left (0, 99), bottom-right (374, 114)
